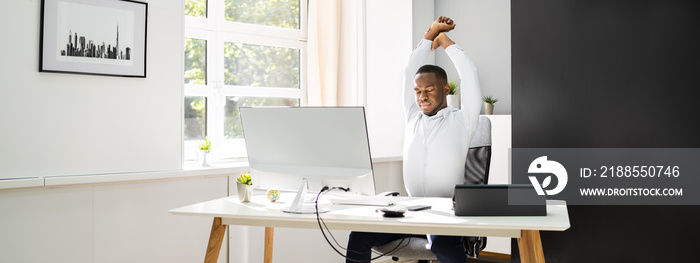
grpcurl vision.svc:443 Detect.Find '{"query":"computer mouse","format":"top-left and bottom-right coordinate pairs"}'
top-left (377, 207), bottom-right (407, 217)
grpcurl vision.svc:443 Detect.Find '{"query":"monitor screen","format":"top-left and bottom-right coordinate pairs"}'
top-left (240, 107), bottom-right (376, 196)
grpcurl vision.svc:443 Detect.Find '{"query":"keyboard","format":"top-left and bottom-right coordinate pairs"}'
top-left (330, 196), bottom-right (396, 206)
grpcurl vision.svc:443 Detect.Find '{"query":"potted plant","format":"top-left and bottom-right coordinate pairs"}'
top-left (196, 137), bottom-right (211, 166)
top-left (236, 172), bottom-right (253, 202)
top-left (483, 96), bottom-right (498, 115)
top-left (447, 80), bottom-right (460, 109)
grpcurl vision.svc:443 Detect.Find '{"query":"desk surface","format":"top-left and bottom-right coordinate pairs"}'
top-left (170, 191), bottom-right (569, 238)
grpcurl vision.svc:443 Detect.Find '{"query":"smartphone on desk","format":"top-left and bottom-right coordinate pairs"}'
top-left (406, 205), bottom-right (431, 211)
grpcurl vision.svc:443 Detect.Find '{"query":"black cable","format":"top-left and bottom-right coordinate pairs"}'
top-left (316, 189), bottom-right (347, 249)
top-left (315, 187), bottom-right (413, 262)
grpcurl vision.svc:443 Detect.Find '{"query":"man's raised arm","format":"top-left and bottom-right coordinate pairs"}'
top-left (435, 32), bottom-right (482, 134)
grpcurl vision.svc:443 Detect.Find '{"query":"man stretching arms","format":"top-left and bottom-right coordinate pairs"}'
top-left (345, 16), bottom-right (482, 263)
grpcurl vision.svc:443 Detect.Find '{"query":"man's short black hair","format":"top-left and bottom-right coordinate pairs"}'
top-left (415, 64), bottom-right (448, 86)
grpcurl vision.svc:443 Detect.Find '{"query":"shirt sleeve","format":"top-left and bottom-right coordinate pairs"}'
top-left (403, 39), bottom-right (432, 122)
top-left (445, 44), bottom-right (482, 136)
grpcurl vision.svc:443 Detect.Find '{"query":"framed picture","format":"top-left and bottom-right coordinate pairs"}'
top-left (40, 0), bottom-right (148, 77)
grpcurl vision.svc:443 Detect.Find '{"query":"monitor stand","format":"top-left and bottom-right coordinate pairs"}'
top-left (283, 178), bottom-right (330, 214)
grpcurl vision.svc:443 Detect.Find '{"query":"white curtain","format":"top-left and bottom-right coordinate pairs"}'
top-left (307, 0), bottom-right (342, 106)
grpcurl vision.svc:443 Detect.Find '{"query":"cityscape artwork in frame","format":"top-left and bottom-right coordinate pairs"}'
top-left (40, 0), bottom-right (148, 77)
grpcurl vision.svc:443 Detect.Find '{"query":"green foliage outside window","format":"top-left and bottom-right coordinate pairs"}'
top-left (224, 42), bottom-right (299, 88)
top-left (225, 0), bottom-right (300, 29)
top-left (185, 38), bottom-right (207, 85)
top-left (185, 0), bottom-right (206, 17)
top-left (185, 96), bottom-right (206, 140)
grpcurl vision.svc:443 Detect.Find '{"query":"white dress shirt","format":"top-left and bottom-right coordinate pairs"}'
top-left (402, 39), bottom-right (482, 198)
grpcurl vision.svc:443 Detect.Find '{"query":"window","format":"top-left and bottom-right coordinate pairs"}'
top-left (184, 0), bottom-right (307, 160)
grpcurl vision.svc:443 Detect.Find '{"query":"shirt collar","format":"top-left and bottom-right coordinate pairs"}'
top-left (421, 106), bottom-right (453, 119)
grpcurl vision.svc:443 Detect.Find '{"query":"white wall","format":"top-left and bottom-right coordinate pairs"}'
top-left (0, 0), bottom-right (182, 181)
top-left (364, 0), bottom-right (413, 158)
top-left (0, 174), bottom-right (230, 263)
top-left (435, 0), bottom-right (511, 114)
top-left (412, 0), bottom-right (435, 64)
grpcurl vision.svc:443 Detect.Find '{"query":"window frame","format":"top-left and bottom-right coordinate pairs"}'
top-left (184, 0), bottom-right (308, 161)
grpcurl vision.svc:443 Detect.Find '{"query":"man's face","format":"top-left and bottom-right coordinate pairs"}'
top-left (414, 72), bottom-right (449, 116)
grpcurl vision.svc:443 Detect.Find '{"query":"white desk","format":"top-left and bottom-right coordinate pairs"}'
top-left (170, 191), bottom-right (569, 263)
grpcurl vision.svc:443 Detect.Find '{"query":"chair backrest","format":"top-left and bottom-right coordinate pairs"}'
top-left (464, 116), bottom-right (492, 185)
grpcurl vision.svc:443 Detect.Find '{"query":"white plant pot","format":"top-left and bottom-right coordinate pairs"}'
top-left (448, 94), bottom-right (461, 109)
top-left (236, 182), bottom-right (253, 202)
top-left (196, 150), bottom-right (210, 166)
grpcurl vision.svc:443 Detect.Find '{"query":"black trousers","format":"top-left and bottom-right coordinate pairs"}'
top-left (345, 231), bottom-right (467, 263)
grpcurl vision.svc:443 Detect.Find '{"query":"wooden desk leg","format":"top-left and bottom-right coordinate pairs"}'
top-left (517, 230), bottom-right (545, 263)
top-left (264, 227), bottom-right (274, 263)
top-left (204, 217), bottom-right (227, 263)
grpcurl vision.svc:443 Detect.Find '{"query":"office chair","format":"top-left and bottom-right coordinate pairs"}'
top-left (372, 116), bottom-right (492, 262)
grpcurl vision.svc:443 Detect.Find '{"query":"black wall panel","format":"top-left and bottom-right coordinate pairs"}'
top-left (512, 0), bottom-right (700, 261)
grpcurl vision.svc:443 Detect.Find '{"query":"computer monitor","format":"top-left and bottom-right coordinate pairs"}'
top-left (240, 107), bottom-right (377, 213)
